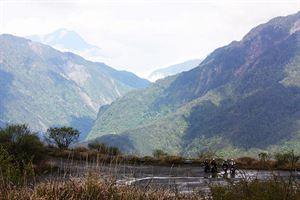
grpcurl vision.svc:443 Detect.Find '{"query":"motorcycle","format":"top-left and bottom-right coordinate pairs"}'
top-left (222, 164), bottom-right (229, 174)
top-left (211, 165), bottom-right (218, 173)
top-left (204, 163), bottom-right (210, 173)
top-left (230, 165), bottom-right (236, 177)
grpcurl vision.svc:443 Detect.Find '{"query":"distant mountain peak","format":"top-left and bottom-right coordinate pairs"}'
top-left (26, 28), bottom-right (107, 62)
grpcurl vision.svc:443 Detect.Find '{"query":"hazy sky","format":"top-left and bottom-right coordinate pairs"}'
top-left (1, 0), bottom-right (300, 77)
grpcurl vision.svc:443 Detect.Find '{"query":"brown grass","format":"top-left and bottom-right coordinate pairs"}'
top-left (47, 147), bottom-right (203, 166)
top-left (0, 175), bottom-right (205, 200)
top-left (210, 176), bottom-right (300, 200)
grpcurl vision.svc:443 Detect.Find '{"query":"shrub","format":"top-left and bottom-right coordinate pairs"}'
top-left (274, 151), bottom-right (300, 169)
top-left (0, 124), bottom-right (45, 186)
top-left (88, 141), bottom-right (108, 153)
top-left (108, 146), bottom-right (121, 156)
top-left (88, 141), bottom-right (121, 156)
top-left (161, 155), bottom-right (184, 164)
top-left (152, 149), bottom-right (168, 159)
top-left (0, 124), bottom-right (45, 165)
top-left (258, 152), bottom-right (271, 163)
top-left (141, 156), bottom-right (157, 164)
top-left (0, 147), bottom-right (22, 184)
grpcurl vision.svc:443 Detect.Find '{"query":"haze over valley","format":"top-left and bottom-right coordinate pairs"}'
top-left (2, 2), bottom-right (300, 199)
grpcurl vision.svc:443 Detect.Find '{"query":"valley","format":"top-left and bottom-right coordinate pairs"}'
top-left (1, 4), bottom-right (300, 199)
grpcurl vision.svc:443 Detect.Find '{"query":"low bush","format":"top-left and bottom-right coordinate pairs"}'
top-left (162, 155), bottom-right (185, 164)
top-left (0, 124), bottom-right (46, 186)
top-left (274, 151), bottom-right (300, 169)
top-left (88, 141), bottom-right (121, 156)
top-left (152, 149), bottom-right (168, 159)
top-left (0, 124), bottom-right (45, 165)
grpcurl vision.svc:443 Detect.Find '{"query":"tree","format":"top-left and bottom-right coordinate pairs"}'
top-left (46, 126), bottom-right (79, 149)
top-left (152, 149), bottom-right (168, 159)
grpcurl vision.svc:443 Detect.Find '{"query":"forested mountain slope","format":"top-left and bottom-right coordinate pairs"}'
top-left (88, 12), bottom-right (300, 156)
top-left (0, 34), bottom-right (149, 139)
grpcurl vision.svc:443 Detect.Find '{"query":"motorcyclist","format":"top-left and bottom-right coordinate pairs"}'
top-left (229, 159), bottom-right (236, 175)
top-left (222, 159), bottom-right (229, 174)
top-left (204, 160), bottom-right (210, 173)
top-left (210, 159), bottom-right (218, 173)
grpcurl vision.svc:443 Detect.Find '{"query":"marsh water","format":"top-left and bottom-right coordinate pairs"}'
top-left (53, 159), bottom-right (299, 193)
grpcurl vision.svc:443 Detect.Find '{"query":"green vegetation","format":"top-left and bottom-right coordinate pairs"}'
top-left (0, 124), bottom-right (45, 185)
top-left (87, 12), bottom-right (300, 156)
top-left (2, 124), bottom-right (300, 199)
top-left (88, 141), bottom-right (121, 156)
top-left (0, 34), bottom-right (148, 138)
top-left (152, 149), bottom-right (168, 159)
top-left (46, 126), bottom-right (80, 149)
top-left (0, 124), bottom-right (45, 164)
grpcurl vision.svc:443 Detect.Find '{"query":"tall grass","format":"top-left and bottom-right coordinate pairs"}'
top-left (210, 176), bottom-right (300, 200)
top-left (0, 174), bottom-right (204, 200)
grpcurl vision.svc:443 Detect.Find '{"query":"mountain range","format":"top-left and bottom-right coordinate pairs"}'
top-left (87, 11), bottom-right (300, 156)
top-left (148, 59), bottom-right (203, 82)
top-left (0, 34), bottom-right (149, 139)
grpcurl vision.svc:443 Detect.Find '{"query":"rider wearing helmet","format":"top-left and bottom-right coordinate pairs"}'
top-left (222, 159), bottom-right (229, 174)
top-left (229, 159), bottom-right (236, 175)
top-left (204, 160), bottom-right (210, 173)
top-left (210, 159), bottom-right (218, 173)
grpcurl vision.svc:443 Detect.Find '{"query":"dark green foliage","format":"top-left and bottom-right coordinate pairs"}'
top-left (258, 152), bottom-right (271, 163)
top-left (0, 124), bottom-right (45, 165)
top-left (152, 149), bottom-right (168, 159)
top-left (274, 151), bottom-right (300, 169)
top-left (88, 141), bottom-right (121, 156)
top-left (0, 147), bottom-right (22, 185)
top-left (108, 146), bottom-right (121, 156)
top-left (88, 141), bottom-right (107, 152)
top-left (0, 124), bottom-right (45, 185)
top-left (46, 126), bottom-right (79, 149)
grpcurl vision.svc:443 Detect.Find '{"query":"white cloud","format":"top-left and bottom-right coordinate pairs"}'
top-left (1, 0), bottom-right (299, 77)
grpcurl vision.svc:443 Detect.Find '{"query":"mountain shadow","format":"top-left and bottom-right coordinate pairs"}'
top-left (0, 70), bottom-right (13, 118)
top-left (92, 134), bottom-right (136, 153)
top-left (70, 116), bottom-right (94, 141)
top-left (185, 84), bottom-right (300, 150)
